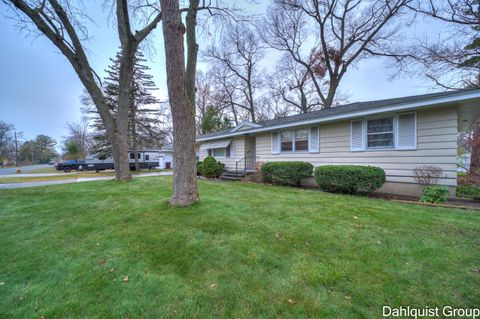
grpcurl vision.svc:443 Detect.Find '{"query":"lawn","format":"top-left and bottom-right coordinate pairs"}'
top-left (0, 177), bottom-right (479, 318)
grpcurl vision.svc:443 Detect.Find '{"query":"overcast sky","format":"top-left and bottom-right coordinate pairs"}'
top-left (0, 2), bottom-right (444, 147)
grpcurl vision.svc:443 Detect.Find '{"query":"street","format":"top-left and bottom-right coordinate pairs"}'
top-left (0, 164), bottom-right (51, 175)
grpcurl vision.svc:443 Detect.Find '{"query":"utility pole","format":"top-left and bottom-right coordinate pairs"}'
top-left (14, 131), bottom-right (19, 167)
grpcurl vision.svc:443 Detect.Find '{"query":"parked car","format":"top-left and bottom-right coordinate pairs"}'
top-left (55, 160), bottom-right (86, 173)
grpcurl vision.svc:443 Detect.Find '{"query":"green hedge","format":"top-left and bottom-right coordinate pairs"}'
top-left (314, 165), bottom-right (386, 195)
top-left (198, 156), bottom-right (224, 178)
top-left (261, 161), bottom-right (313, 186)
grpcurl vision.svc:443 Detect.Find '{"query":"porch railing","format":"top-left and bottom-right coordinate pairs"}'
top-left (235, 154), bottom-right (259, 175)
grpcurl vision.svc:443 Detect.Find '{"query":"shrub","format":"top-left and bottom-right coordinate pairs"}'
top-left (420, 186), bottom-right (450, 203)
top-left (456, 185), bottom-right (480, 200)
top-left (198, 156), bottom-right (224, 178)
top-left (196, 161), bottom-right (203, 176)
top-left (413, 165), bottom-right (444, 186)
top-left (261, 161), bottom-right (313, 186)
top-left (314, 165), bottom-right (386, 195)
top-left (458, 174), bottom-right (480, 187)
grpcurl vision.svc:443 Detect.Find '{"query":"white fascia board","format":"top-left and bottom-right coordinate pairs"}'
top-left (230, 121), bottom-right (263, 132)
top-left (196, 91), bottom-right (480, 142)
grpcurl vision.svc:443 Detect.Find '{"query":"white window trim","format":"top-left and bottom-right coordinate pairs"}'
top-left (365, 116), bottom-right (396, 150)
top-left (352, 112), bottom-right (417, 152)
top-left (209, 147), bottom-right (229, 159)
top-left (278, 128), bottom-right (310, 153)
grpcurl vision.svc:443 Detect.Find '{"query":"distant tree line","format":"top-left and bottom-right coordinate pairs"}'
top-left (0, 121), bottom-right (58, 165)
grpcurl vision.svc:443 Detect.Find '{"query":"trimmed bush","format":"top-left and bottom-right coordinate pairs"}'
top-left (198, 156), bottom-right (224, 178)
top-left (314, 165), bottom-right (386, 195)
top-left (261, 161), bottom-right (313, 186)
top-left (420, 186), bottom-right (450, 203)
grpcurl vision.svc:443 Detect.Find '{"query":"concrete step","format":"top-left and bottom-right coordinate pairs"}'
top-left (222, 171), bottom-right (246, 178)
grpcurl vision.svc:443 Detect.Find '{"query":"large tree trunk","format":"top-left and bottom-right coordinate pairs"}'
top-left (161, 0), bottom-right (199, 206)
top-left (131, 116), bottom-right (141, 171)
top-left (470, 125), bottom-right (480, 175)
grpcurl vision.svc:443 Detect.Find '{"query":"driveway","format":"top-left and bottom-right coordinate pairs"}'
top-left (0, 164), bottom-right (51, 175)
top-left (0, 171), bottom-right (173, 189)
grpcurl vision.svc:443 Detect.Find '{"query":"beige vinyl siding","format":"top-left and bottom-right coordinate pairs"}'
top-left (256, 106), bottom-right (458, 186)
top-left (198, 137), bottom-right (245, 171)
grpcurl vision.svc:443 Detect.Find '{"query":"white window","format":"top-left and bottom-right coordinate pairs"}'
top-left (350, 113), bottom-right (416, 151)
top-left (280, 131), bottom-right (293, 152)
top-left (213, 148), bottom-right (225, 157)
top-left (208, 145), bottom-right (231, 158)
top-left (278, 129), bottom-right (311, 152)
top-left (366, 118), bottom-right (394, 149)
top-left (295, 129), bottom-right (309, 151)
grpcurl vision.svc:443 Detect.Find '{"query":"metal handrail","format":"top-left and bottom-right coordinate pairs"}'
top-left (235, 152), bottom-right (259, 176)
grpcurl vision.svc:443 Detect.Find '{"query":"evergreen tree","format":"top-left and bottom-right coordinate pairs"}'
top-left (200, 105), bottom-right (232, 134)
top-left (84, 50), bottom-right (169, 170)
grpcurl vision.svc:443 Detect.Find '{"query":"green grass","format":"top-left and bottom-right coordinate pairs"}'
top-left (0, 177), bottom-right (479, 318)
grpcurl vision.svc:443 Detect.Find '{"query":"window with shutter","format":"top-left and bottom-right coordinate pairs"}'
top-left (397, 113), bottom-right (416, 149)
top-left (309, 127), bottom-right (320, 153)
top-left (350, 120), bottom-right (365, 151)
top-left (271, 132), bottom-right (280, 154)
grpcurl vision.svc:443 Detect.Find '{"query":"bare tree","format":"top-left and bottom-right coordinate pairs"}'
top-left (160, 0), bottom-right (200, 206)
top-left (393, 1), bottom-right (480, 173)
top-left (3, 0), bottom-right (165, 180)
top-left (268, 53), bottom-right (322, 114)
top-left (394, 0), bottom-right (480, 89)
top-left (204, 22), bottom-right (265, 122)
top-left (208, 64), bottom-right (242, 125)
top-left (262, 0), bottom-right (412, 109)
top-left (62, 120), bottom-right (92, 159)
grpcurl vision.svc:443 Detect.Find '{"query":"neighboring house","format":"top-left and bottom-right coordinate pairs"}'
top-left (159, 144), bottom-right (174, 169)
top-left (196, 90), bottom-right (480, 196)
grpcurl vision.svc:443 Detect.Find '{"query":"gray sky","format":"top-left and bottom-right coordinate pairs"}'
top-left (0, 2), bottom-right (443, 147)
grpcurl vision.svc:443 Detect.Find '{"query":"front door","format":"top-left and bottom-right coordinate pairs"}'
top-left (245, 136), bottom-right (256, 171)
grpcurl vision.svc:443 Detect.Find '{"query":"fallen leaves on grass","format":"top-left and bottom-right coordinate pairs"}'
top-left (123, 276), bottom-right (129, 283)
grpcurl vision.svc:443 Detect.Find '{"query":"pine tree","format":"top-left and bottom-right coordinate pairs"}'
top-left (200, 105), bottom-right (232, 134)
top-left (84, 50), bottom-right (169, 170)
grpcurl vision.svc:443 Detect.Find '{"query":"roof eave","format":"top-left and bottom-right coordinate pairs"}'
top-left (196, 90), bottom-right (480, 142)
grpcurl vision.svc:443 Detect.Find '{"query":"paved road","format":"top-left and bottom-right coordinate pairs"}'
top-left (0, 164), bottom-right (51, 175)
top-left (0, 171), bottom-right (173, 189)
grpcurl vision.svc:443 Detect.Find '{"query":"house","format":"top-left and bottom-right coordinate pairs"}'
top-left (196, 89), bottom-right (480, 196)
top-left (159, 144), bottom-right (174, 169)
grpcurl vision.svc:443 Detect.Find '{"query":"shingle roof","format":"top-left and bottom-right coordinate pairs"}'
top-left (160, 143), bottom-right (173, 151)
top-left (197, 89), bottom-right (478, 140)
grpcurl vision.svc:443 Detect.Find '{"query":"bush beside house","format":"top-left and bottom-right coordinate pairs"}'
top-left (314, 165), bottom-right (386, 195)
top-left (420, 186), bottom-right (450, 203)
top-left (198, 156), bottom-right (225, 178)
top-left (261, 161), bottom-right (313, 186)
